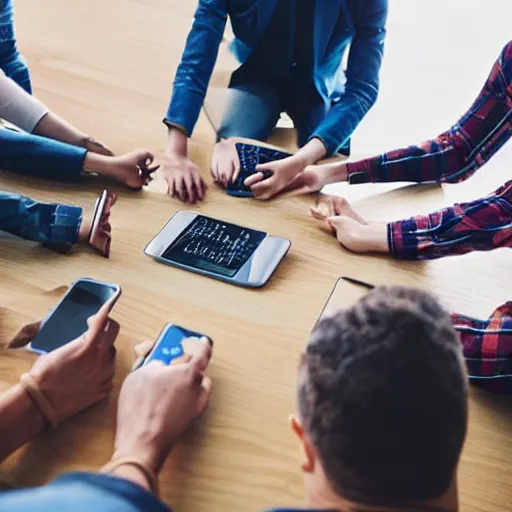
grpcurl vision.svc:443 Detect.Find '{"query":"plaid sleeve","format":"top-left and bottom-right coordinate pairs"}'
top-left (388, 180), bottom-right (512, 260)
top-left (451, 303), bottom-right (512, 394)
top-left (347, 40), bottom-right (512, 186)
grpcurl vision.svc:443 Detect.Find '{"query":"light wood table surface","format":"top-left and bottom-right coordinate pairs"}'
top-left (1, 1), bottom-right (512, 511)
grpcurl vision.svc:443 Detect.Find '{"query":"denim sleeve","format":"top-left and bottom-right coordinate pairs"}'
top-left (310, 0), bottom-right (387, 156)
top-left (0, 128), bottom-right (86, 181)
top-left (0, 0), bottom-right (32, 93)
top-left (164, 0), bottom-right (229, 136)
top-left (0, 192), bottom-right (82, 248)
top-left (0, 472), bottom-right (171, 512)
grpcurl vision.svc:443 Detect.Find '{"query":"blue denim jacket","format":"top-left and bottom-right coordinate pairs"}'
top-left (165, 0), bottom-right (388, 156)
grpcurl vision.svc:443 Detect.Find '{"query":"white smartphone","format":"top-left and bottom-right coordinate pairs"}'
top-left (27, 278), bottom-right (121, 354)
top-left (144, 211), bottom-right (291, 288)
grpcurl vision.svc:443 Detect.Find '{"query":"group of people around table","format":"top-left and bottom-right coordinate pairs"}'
top-left (0, 1), bottom-right (511, 511)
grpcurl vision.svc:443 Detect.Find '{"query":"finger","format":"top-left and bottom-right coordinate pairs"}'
top-left (8, 320), bottom-right (42, 348)
top-left (193, 173), bottom-right (206, 201)
top-left (244, 172), bottom-right (264, 188)
top-left (250, 178), bottom-right (275, 200)
top-left (210, 154), bottom-right (219, 181)
top-left (170, 354), bottom-right (193, 366)
top-left (190, 337), bottom-right (213, 376)
top-left (134, 340), bottom-right (155, 359)
top-left (176, 177), bottom-right (187, 202)
top-left (309, 206), bottom-right (328, 222)
top-left (219, 159), bottom-right (234, 188)
top-left (197, 375), bottom-right (213, 415)
top-left (231, 150), bottom-right (242, 183)
top-left (255, 162), bottom-right (273, 172)
top-left (167, 176), bottom-right (176, 198)
top-left (97, 318), bottom-right (120, 351)
top-left (146, 163), bottom-right (160, 174)
top-left (183, 173), bottom-right (196, 204)
top-left (85, 300), bottom-right (115, 342)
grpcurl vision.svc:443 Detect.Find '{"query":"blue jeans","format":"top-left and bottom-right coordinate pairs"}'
top-left (0, 191), bottom-right (82, 250)
top-left (0, 0), bottom-right (31, 92)
top-left (217, 82), bottom-right (350, 155)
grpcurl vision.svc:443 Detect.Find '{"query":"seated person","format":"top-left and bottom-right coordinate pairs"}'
top-left (0, 68), bottom-right (158, 188)
top-left (1, 190), bottom-right (116, 257)
top-left (0, 302), bottom-right (118, 462)
top-left (284, 40), bottom-right (512, 259)
top-left (162, 0), bottom-right (388, 203)
top-left (0, 287), bottom-right (468, 512)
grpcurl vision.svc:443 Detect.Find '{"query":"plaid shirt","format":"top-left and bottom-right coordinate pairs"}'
top-left (452, 302), bottom-right (512, 394)
top-left (388, 180), bottom-right (512, 259)
top-left (347, 40), bottom-right (512, 185)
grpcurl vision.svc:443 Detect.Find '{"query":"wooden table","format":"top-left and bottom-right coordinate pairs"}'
top-left (1, 0), bottom-right (511, 510)
top-left (1, 163), bottom-right (511, 511)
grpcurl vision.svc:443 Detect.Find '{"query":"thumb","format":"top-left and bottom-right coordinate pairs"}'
top-left (190, 337), bottom-right (213, 376)
top-left (326, 216), bottom-right (345, 232)
top-left (309, 206), bottom-right (327, 222)
top-left (8, 320), bottom-right (42, 349)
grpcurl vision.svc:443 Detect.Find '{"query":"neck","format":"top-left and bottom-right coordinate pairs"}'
top-left (307, 478), bottom-right (459, 512)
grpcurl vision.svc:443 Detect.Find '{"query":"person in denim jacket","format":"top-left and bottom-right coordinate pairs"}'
top-left (161, 0), bottom-right (388, 203)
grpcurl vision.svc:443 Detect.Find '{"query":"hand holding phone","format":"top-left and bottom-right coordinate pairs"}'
top-left (134, 323), bottom-right (209, 370)
top-left (28, 278), bottom-right (121, 354)
top-left (22, 301), bottom-right (120, 426)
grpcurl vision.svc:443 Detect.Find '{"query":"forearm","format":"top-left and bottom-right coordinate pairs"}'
top-left (294, 138), bottom-right (327, 166)
top-left (0, 128), bottom-right (86, 181)
top-left (388, 180), bottom-right (512, 260)
top-left (0, 385), bottom-right (46, 463)
top-left (164, 126), bottom-right (188, 157)
top-left (33, 111), bottom-right (89, 147)
top-left (0, 191), bottom-right (82, 246)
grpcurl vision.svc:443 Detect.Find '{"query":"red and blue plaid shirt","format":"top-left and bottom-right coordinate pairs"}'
top-left (453, 302), bottom-right (512, 394)
top-left (347, 41), bottom-right (512, 260)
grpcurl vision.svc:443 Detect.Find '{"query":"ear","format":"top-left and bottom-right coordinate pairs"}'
top-left (289, 415), bottom-right (316, 473)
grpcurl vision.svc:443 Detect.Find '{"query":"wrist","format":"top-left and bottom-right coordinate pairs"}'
top-left (11, 384), bottom-right (46, 433)
top-left (83, 152), bottom-right (112, 175)
top-left (165, 126), bottom-right (188, 158)
top-left (294, 138), bottom-right (327, 167)
top-left (102, 455), bottom-right (160, 496)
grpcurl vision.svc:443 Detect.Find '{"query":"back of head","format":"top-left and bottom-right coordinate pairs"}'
top-left (299, 286), bottom-right (468, 506)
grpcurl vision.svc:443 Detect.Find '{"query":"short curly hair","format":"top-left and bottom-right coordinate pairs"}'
top-left (299, 286), bottom-right (468, 505)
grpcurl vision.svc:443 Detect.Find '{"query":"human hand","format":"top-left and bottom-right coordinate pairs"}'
top-left (161, 153), bottom-right (206, 203)
top-left (211, 138), bottom-right (241, 187)
top-left (113, 337), bottom-right (213, 474)
top-left (284, 160), bottom-right (348, 195)
top-left (244, 155), bottom-right (307, 200)
top-left (106, 150), bottom-right (159, 190)
top-left (18, 301), bottom-right (119, 424)
top-left (84, 136), bottom-right (114, 157)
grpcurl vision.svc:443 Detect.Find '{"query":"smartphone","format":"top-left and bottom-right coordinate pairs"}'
top-left (140, 323), bottom-right (207, 368)
top-left (226, 143), bottom-right (292, 197)
top-left (316, 277), bottom-right (370, 326)
top-left (27, 278), bottom-right (121, 354)
top-left (144, 212), bottom-right (291, 288)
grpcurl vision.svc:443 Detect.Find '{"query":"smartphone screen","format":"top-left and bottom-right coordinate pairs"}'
top-left (144, 324), bottom-right (205, 366)
top-left (30, 279), bottom-right (119, 353)
top-left (161, 215), bottom-right (266, 278)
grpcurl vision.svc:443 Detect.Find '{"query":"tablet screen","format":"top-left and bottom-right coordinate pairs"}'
top-left (161, 215), bottom-right (266, 277)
